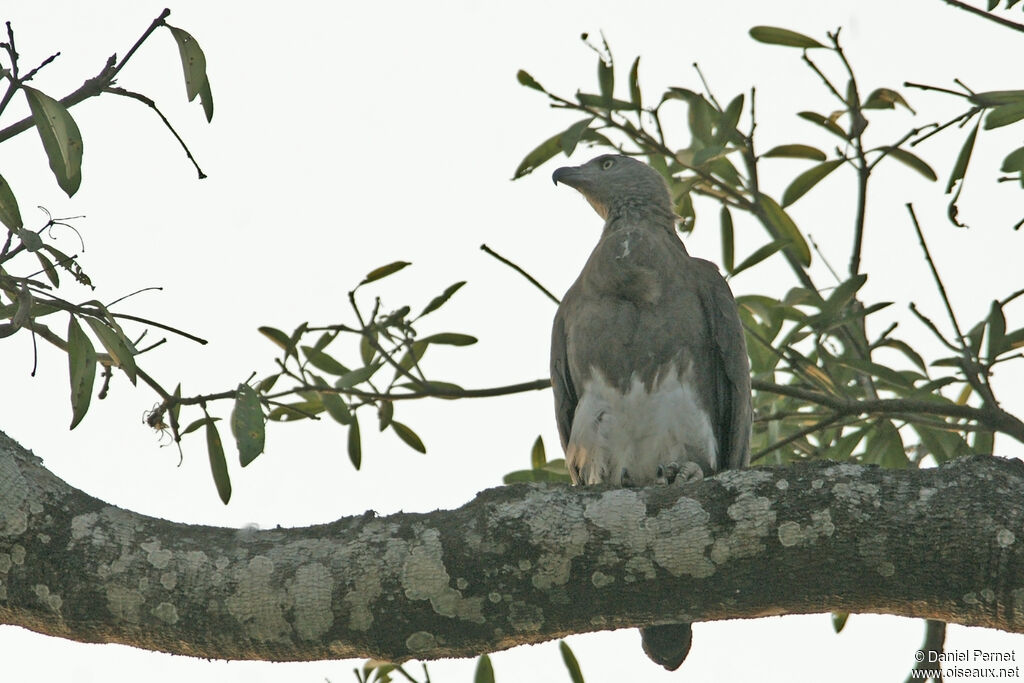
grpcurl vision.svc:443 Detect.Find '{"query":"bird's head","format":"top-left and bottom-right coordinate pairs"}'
top-left (552, 154), bottom-right (673, 222)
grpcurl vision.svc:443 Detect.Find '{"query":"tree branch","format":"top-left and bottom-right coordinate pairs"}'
top-left (939, 0), bottom-right (1024, 33)
top-left (1, 428), bottom-right (1022, 663)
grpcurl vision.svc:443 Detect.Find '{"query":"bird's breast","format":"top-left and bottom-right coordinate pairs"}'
top-left (566, 363), bottom-right (718, 486)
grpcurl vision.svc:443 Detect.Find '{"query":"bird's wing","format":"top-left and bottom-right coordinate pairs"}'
top-left (550, 304), bottom-right (578, 455)
top-left (695, 258), bottom-right (752, 470)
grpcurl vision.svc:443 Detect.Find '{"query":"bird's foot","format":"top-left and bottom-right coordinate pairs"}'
top-left (655, 462), bottom-right (703, 486)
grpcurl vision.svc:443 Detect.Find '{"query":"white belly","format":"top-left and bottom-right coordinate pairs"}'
top-left (566, 363), bottom-right (717, 486)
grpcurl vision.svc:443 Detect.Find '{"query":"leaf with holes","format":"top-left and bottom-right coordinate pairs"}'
top-left (23, 87), bottom-right (83, 197)
top-left (166, 25), bottom-right (209, 101)
top-left (232, 383), bottom-right (265, 467)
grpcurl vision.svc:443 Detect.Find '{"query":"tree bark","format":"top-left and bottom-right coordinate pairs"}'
top-left (1, 428), bottom-right (1022, 662)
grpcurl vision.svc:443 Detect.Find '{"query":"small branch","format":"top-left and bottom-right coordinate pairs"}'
top-left (938, 0), bottom-right (1024, 32)
top-left (0, 8), bottom-right (171, 145)
top-left (105, 86), bottom-right (206, 178)
top-left (750, 412), bottom-right (848, 462)
top-left (479, 244), bottom-right (560, 305)
top-left (109, 8), bottom-right (172, 80)
top-left (906, 204), bottom-right (965, 346)
top-left (750, 378), bottom-right (1024, 445)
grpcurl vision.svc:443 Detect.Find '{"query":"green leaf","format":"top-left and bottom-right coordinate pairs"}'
top-left (873, 339), bottom-right (927, 374)
top-left (205, 418), bottom-right (232, 504)
top-left (757, 194), bottom-right (811, 266)
top-left (864, 421), bottom-right (907, 468)
top-left (301, 345), bottom-right (350, 375)
top-left (781, 159), bottom-right (843, 207)
top-left (717, 94), bottom-right (744, 143)
top-left (198, 76), bottom-right (214, 122)
top-left (361, 260), bottom-right (411, 285)
top-left (816, 277), bottom-right (865, 321)
top-left (628, 56), bottom-right (641, 111)
top-left (832, 612), bottom-right (850, 633)
top-left (559, 117), bottom-right (595, 157)
top-left (984, 100), bottom-right (1024, 130)
top-left (319, 391), bottom-right (352, 425)
top-left (969, 89), bottom-right (1024, 107)
top-left (377, 400), bottom-right (394, 431)
top-left (732, 239), bottom-right (791, 276)
top-left (881, 147), bottom-right (937, 181)
top-left (834, 357), bottom-right (914, 389)
top-left (1002, 145), bottom-right (1024, 173)
top-left (987, 300), bottom-right (1007, 361)
top-left (259, 326), bottom-right (295, 355)
top-left (17, 228), bottom-right (42, 252)
top-left (0, 172), bottom-right (23, 230)
top-left (67, 316), bottom-right (97, 429)
top-left (420, 332), bottom-right (478, 346)
top-left (23, 86), bottom-right (83, 197)
top-left (973, 429), bottom-right (994, 456)
top-left (231, 383), bottom-right (265, 467)
top-left (530, 435), bottom-right (546, 469)
top-left (574, 92), bottom-right (636, 110)
top-left (166, 25), bottom-right (209, 102)
top-left (419, 281), bottom-right (466, 317)
top-left (392, 421), bottom-right (427, 453)
top-left (914, 425), bottom-right (968, 464)
top-left (360, 330), bottom-right (377, 366)
top-left (84, 316), bottom-right (138, 384)
top-left (348, 416), bottom-right (362, 469)
top-left (720, 205), bottom-right (735, 273)
top-left (862, 88), bottom-right (914, 113)
top-left (559, 641), bottom-right (585, 683)
top-left (397, 340), bottom-right (428, 372)
top-left (947, 120), bottom-right (979, 194)
top-left (827, 428), bottom-right (867, 461)
top-left (474, 654), bottom-right (495, 683)
top-left (749, 26), bottom-right (825, 49)
top-left (335, 363), bottom-right (383, 389)
top-left (597, 56), bottom-right (614, 106)
top-left (763, 144), bottom-right (826, 161)
top-left (513, 130), bottom-right (563, 179)
top-left (170, 383), bottom-right (182, 426)
top-left (692, 144), bottom-right (726, 167)
top-left (797, 111), bottom-right (848, 140)
top-left (516, 69), bottom-right (545, 92)
top-left (36, 252), bottom-right (59, 287)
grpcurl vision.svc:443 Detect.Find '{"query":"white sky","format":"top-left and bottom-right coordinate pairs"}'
top-left (2, 1), bottom-right (1023, 681)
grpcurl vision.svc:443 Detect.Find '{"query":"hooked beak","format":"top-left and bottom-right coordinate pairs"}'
top-left (552, 166), bottom-right (582, 187)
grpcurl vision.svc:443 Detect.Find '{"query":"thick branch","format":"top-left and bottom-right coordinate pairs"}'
top-left (1, 428), bottom-right (1023, 663)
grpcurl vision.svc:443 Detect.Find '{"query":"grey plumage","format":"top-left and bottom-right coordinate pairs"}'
top-left (550, 154), bottom-right (752, 670)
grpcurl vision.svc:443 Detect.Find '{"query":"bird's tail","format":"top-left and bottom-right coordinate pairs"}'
top-left (640, 623), bottom-right (693, 671)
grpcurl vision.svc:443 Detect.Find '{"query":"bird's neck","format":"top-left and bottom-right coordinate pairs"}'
top-left (603, 201), bottom-right (677, 235)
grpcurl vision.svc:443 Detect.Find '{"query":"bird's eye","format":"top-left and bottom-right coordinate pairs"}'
top-left (601, 159), bottom-right (614, 170)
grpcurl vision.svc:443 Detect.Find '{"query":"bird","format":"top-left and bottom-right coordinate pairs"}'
top-left (550, 153), bottom-right (752, 671)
